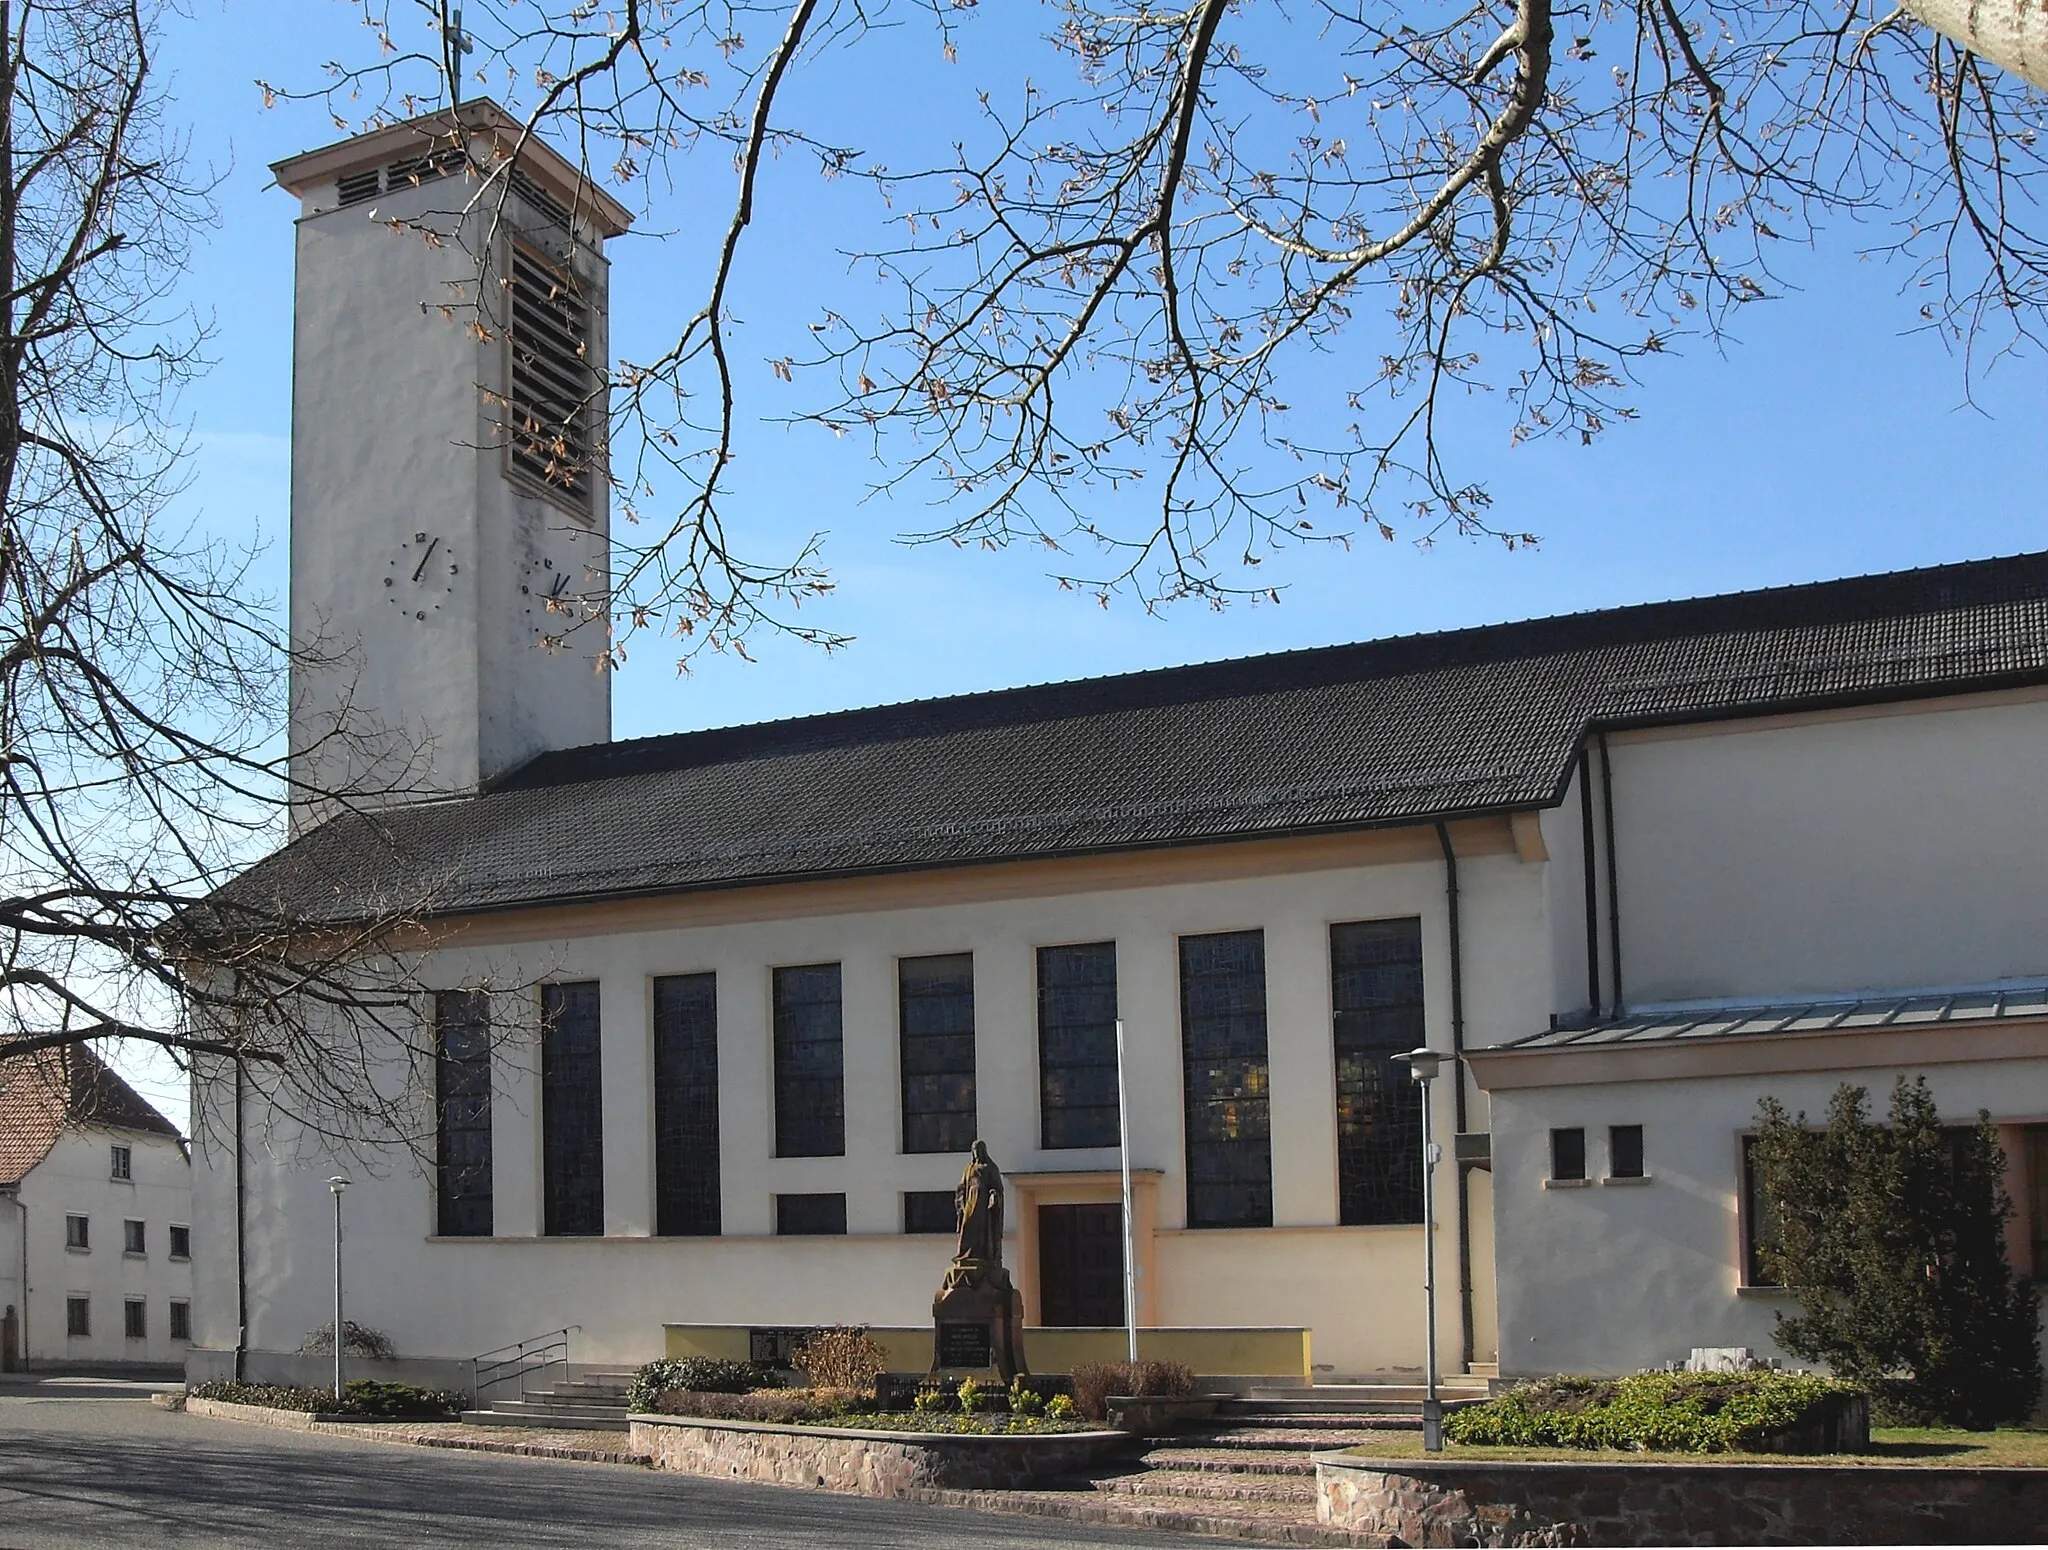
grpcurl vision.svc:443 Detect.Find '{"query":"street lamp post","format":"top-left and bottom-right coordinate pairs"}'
top-left (327, 1176), bottom-right (350, 1404)
top-left (1393, 1049), bottom-right (1447, 1452)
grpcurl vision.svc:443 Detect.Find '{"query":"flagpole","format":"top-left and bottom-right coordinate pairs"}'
top-left (1115, 1018), bottom-right (1138, 1365)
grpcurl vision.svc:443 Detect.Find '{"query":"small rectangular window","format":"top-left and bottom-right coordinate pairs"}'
top-left (124, 1298), bottom-right (146, 1340)
top-left (900, 953), bottom-right (976, 1155)
top-left (1550, 1127), bottom-right (1587, 1182)
top-left (1038, 942), bottom-right (1120, 1150)
top-left (653, 972), bottom-right (721, 1237)
top-left (123, 1219), bottom-right (145, 1256)
top-left (66, 1297), bottom-right (89, 1338)
top-left (904, 1190), bottom-right (956, 1234)
top-left (773, 964), bottom-right (845, 1159)
top-left (776, 1193), bottom-right (847, 1236)
top-left (540, 981), bottom-right (604, 1237)
top-left (169, 1224), bottom-right (191, 1260)
top-left (1179, 930), bottom-right (1274, 1229)
top-left (1609, 1124), bottom-right (1645, 1180)
top-left (64, 1214), bottom-right (88, 1251)
top-left (169, 1300), bottom-right (192, 1342)
top-left (435, 989), bottom-right (495, 1238)
top-left (109, 1146), bottom-right (131, 1180)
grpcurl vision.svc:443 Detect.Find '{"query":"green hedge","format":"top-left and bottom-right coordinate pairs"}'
top-left (188, 1379), bottom-right (464, 1418)
top-left (628, 1357), bottom-right (774, 1412)
top-left (1443, 1371), bottom-right (1864, 1453)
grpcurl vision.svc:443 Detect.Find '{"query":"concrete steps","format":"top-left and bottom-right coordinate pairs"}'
top-left (464, 1370), bottom-right (636, 1433)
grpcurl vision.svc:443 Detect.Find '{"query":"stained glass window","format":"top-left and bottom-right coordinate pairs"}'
top-left (774, 964), bottom-right (845, 1158)
top-left (1330, 919), bottom-right (1425, 1226)
top-left (1038, 942), bottom-right (1120, 1150)
top-left (900, 953), bottom-right (976, 1155)
top-left (1179, 930), bottom-right (1273, 1228)
top-left (541, 981), bottom-right (604, 1236)
top-left (654, 973), bottom-right (721, 1236)
top-left (435, 989), bottom-right (494, 1237)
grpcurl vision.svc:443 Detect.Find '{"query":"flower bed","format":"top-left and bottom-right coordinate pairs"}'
top-left (1444, 1371), bottom-right (1868, 1454)
top-left (187, 1379), bottom-right (465, 1419)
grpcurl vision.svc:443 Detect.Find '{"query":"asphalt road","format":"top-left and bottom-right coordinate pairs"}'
top-left (0, 1380), bottom-right (1231, 1549)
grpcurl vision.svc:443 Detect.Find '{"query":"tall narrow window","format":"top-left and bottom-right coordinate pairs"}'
top-left (1550, 1127), bottom-right (1587, 1182)
top-left (109, 1145), bottom-right (131, 1180)
top-left (66, 1298), bottom-right (88, 1337)
top-left (1609, 1124), bottom-right (1646, 1180)
top-left (507, 244), bottom-right (597, 509)
top-left (900, 953), bottom-right (976, 1154)
top-left (1179, 930), bottom-right (1273, 1229)
top-left (1330, 919), bottom-right (1426, 1226)
top-left (65, 1214), bottom-right (87, 1251)
top-left (124, 1299), bottom-right (146, 1339)
top-left (1741, 1135), bottom-right (1782, 1287)
top-left (653, 972), bottom-right (721, 1236)
top-left (169, 1300), bottom-right (192, 1341)
top-left (541, 981), bottom-right (604, 1236)
top-left (774, 964), bottom-right (844, 1158)
top-left (1038, 942), bottom-right (1120, 1150)
top-left (435, 990), bottom-right (494, 1238)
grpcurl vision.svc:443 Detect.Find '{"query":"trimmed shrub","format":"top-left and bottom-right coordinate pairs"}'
top-left (790, 1326), bottom-right (888, 1391)
top-left (298, 1322), bottom-right (398, 1362)
top-left (1443, 1371), bottom-right (1866, 1454)
top-left (1068, 1360), bottom-right (1196, 1422)
top-left (648, 1387), bottom-right (868, 1424)
top-left (189, 1381), bottom-right (335, 1412)
top-left (629, 1356), bottom-right (774, 1412)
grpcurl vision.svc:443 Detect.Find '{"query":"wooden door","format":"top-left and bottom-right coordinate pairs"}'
top-left (1038, 1202), bottom-right (1125, 1327)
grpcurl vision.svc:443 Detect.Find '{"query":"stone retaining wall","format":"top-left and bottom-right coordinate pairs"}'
top-left (1315, 1453), bottom-right (2048, 1546)
top-left (631, 1413), bottom-right (1132, 1496)
top-left (185, 1397), bottom-right (371, 1429)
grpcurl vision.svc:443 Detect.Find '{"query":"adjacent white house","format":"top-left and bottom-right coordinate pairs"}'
top-left (1, 1046), bottom-right (194, 1372)
top-left (186, 104), bottom-right (2048, 1391)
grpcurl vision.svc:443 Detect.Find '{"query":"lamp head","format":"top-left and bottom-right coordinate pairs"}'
top-left (327, 1175), bottom-right (351, 1194)
top-left (1392, 1047), bottom-right (1445, 1084)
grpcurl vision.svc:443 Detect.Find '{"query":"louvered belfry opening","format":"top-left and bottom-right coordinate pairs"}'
top-left (508, 241), bottom-right (597, 510)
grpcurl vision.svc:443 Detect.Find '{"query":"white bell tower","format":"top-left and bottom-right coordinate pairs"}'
top-left (272, 103), bottom-right (633, 828)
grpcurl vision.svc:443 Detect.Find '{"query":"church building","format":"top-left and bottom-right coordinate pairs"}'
top-left (186, 105), bottom-right (2048, 1390)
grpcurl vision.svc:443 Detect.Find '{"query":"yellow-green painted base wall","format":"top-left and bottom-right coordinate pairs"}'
top-left (663, 1323), bottom-right (1310, 1377)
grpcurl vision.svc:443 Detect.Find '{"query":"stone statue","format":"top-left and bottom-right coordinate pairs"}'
top-left (953, 1139), bottom-right (1004, 1267)
top-left (930, 1139), bottom-right (1026, 1380)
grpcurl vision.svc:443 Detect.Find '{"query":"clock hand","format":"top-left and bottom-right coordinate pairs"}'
top-left (411, 536), bottom-right (440, 583)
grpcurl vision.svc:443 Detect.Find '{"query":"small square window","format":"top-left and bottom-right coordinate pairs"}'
top-left (904, 1191), bottom-right (955, 1234)
top-left (169, 1300), bottom-right (191, 1342)
top-left (64, 1214), bottom-right (88, 1251)
top-left (123, 1219), bottom-right (145, 1256)
top-left (1550, 1127), bottom-right (1587, 1182)
top-left (66, 1297), bottom-right (89, 1338)
top-left (169, 1224), bottom-right (191, 1260)
top-left (124, 1298), bottom-right (146, 1340)
top-left (109, 1146), bottom-right (131, 1180)
top-left (775, 1193), bottom-right (847, 1236)
top-left (1609, 1124), bottom-right (1645, 1179)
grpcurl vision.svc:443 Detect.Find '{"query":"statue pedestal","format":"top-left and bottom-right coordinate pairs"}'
top-left (931, 1261), bottom-right (1026, 1382)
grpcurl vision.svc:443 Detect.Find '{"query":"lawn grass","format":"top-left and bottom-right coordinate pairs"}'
top-left (1341, 1427), bottom-right (2048, 1468)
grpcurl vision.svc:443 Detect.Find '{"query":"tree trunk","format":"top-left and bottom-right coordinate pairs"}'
top-left (1905, 0), bottom-right (2048, 88)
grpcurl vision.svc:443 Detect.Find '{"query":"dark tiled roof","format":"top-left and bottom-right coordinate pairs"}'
top-left (0, 1045), bottom-right (183, 1181)
top-left (220, 551), bottom-right (2048, 924)
top-left (1493, 984), bottom-right (2048, 1053)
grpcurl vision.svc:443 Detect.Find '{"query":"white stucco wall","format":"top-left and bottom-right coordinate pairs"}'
top-left (285, 169), bottom-right (610, 821)
top-left (1607, 691), bottom-right (2048, 1006)
top-left (192, 838), bottom-right (1542, 1376)
top-left (4, 1126), bottom-right (192, 1369)
top-left (1488, 1059), bottom-right (2048, 1378)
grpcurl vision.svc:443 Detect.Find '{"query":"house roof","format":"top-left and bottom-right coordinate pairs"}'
top-left (1489, 984), bottom-right (2048, 1054)
top-left (0, 1045), bottom-right (183, 1183)
top-left (216, 549), bottom-right (2048, 926)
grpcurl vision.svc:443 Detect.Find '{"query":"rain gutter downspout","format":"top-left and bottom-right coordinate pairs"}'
top-left (1433, 821), bottom-right (1476, 1375)
top-left (7, 1186), bottom-right (25, 1372)
top-left (234, 1059), bottom-right (248, 1383)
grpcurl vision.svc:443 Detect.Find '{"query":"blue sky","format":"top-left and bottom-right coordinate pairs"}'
top-left (123, 2), bottom-right (2041, 1127)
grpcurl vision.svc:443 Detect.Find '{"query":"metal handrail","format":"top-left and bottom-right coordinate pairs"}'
top-left (470, 1324), bottom-right (579, 1403)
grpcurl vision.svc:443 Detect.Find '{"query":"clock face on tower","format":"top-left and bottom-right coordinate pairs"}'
top-left (384, 531), bottom-right (459, 620)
